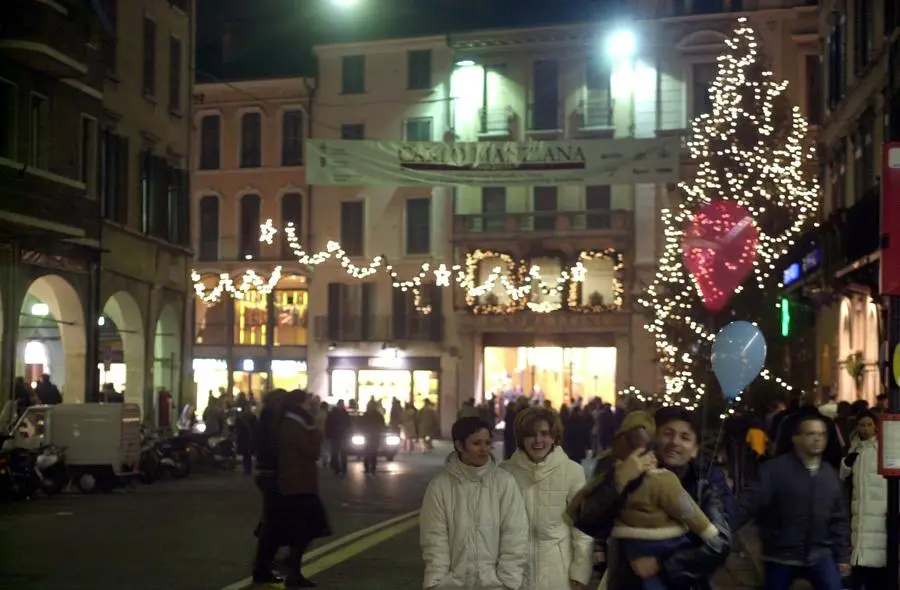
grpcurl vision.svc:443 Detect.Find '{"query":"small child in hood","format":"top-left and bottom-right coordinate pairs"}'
top-left (608, 411), bottom-right (721, 590)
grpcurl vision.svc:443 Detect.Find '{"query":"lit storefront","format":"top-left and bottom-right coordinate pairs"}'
top-left (483, 346), bottom-right (617, 408)
top-left (192, 274), bottom-right (310, 409)
top-left (327, 355), bottom-right (441, 410)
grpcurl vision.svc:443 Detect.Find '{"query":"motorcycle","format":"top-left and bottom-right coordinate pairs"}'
top-left (155, 435), bottom-right (191, 479)
top-left (0, 445), bottom-right (40, 501)
top-left (34, 444), bottom-right (68, 496)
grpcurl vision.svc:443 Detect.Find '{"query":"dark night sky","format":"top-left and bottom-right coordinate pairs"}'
top-left (195, 0), bottom-right (630, 82)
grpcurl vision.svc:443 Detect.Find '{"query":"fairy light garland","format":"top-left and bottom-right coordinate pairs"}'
top-left (636, 19), bottom-right (815, 409)
top-left (192, 221), bottom-right (625, 316)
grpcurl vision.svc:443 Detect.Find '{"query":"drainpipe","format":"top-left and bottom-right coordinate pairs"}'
top-left (304, 77), bottom-right (317, 391)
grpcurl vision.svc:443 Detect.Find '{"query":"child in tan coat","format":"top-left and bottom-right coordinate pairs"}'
top-left (608, 412), bottom-right (720, 590)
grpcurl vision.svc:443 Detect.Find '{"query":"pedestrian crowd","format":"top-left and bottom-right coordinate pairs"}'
top-left (419, 390), bottom-right (891, 590)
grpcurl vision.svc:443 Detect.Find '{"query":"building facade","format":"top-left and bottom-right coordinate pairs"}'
top-left (307, 0), bottom-right (820, 432)
top-left (0, 0), bottom-right (193, 420)
top-left (190, 78), bottom-right (313, 415)
top-left (778, 0), bottom-right (900, 404)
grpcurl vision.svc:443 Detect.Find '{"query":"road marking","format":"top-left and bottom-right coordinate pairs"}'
top-left (218, 509), bottom-right (420, 590)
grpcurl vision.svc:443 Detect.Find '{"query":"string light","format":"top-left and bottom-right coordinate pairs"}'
top-left (192, 222), bottom-right (625, 315)
top-left (636, 19), bottom-right (818, 409)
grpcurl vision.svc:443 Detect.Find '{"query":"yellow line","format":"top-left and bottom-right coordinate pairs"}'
top-left (303, 516), bottom-right (420, 577)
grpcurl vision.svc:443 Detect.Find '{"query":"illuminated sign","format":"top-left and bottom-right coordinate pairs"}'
top-left (783, 263), bottom-right (801, 286)
top-left (783, 249), bottom-right (821, 287)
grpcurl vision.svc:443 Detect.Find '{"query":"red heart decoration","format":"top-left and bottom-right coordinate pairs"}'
top-left (682, 200), bottom-right (760, 313)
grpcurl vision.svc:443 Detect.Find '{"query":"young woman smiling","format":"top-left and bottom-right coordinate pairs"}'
top-left (501, 407), bottom-right (594, 590)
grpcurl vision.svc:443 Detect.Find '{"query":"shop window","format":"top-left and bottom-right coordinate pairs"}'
top-left (233, 367), bottom-right (268, 398)
top-left (234, 289), bottom-right (267, 345)
top-left (577, 256), bottom-right (617, 307)
top-left (192, 358), bottom-right (228, 415)
top-left (194, 277), bottom-right (230, 345)
top-left (271, 359), bottom-right (308, 391)
top-left (483, 346), bottom-right (617, 408)
top-left (273, 278), bottom-right (309, 346)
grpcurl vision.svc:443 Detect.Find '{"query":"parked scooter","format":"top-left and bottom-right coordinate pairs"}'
top-left (34, 444), bottom-right (68, 496)
top-left (0, 440), bottom-right (39, 501)
top-left (155, 435), bottom-right (191, 479)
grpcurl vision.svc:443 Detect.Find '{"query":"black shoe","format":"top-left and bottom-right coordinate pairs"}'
top-left (285, 575), bottom-right (316, 588)
top-left (252, 571), bottom-right (283, 584)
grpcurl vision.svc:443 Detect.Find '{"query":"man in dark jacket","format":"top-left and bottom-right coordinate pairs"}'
top-left (570, 407), bottom-right (732, 590)
top-left (733, 411), bottom-right (850, 589)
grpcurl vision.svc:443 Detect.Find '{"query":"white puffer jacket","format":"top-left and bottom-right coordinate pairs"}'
top-left (420, 453), bottom-right (528, 590)
top-left (501, 447), bottom-right (594, 590)
top-left (840, 437), bottom-right (887, 567)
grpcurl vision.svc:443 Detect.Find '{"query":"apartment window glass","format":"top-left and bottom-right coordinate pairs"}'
top-left (533, 187), bottom-right (557, 231)
top-left (482, 187), bottom-right (506, 232)
top-left (860, 112), bottom-right (876, 194)
top-left (404, 118), bottom-right (432, 141)
top-left (168, 37), bottom-right (182, 112)
top-left (340, 201), bottom-right (365, 256)
top-left (584, 57), bottom-right (613, 128)
top-left (586, 185), bottom-right (612, 229)
top-left (281, 110), bottom-right (304, 166)
top-left (239, 194), bottom-right (261, 258)
top-left (0, 80), bottom-right (16, 159)
top-left (29, 93), bottom-right (49, 169)
top-left (407, 50), bottom-right (432, 90)
top-left (280, 192), bottom-right (302, 258)
top-left (340, 123), bottom-right (364, 140)
top-left (827, 14), bottom-right (847, 109)
top-left (531, 60), bottom-right (560, 130)
top-left (240, 112), bottom-right (262, 168)
top-left (199, 115), bottom-right (220, 170)
top-left (405, 198), bottom-right (431, 255)
top-left (198, 195), bottom-right (219, 261)
top-left (101, 131), bottom-right (129, 224)
top-left (854, 0), bottom-right (875, 74)
top-left (142, 17), bottom-right (156, 95)
top-left (341, 55), bottom-right (365, 94)
top-left (273, 275), bottom-right (309, 346)
top-left (693, 0), bottom-right (726, 13)
top-left (691, 62), bottom-right (716, 117)
top-left (805, 54), bottom-right (822, 126)
top-left (80, 116), bottom-right (98, 198)
top-left (100, 0), bottom-right (118, 74)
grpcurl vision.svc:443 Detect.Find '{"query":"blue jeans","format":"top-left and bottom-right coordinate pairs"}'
top-left (763, 556), bottom-right (843, 590)
top-left (620, 536), bottom-right (693, 590)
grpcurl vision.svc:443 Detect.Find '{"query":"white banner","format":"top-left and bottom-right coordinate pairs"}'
top-left (306, 137), bottom-right (681, 187)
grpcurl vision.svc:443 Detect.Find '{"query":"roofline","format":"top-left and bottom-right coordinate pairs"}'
top-left (195, 76), bottom-right (316, 93)
top-left (313, 34), bottom-right (448, 55)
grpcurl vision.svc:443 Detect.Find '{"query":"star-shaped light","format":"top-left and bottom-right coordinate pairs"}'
top-left (259, 219), bottom-right (277, 244)
top-left (571, 262), bottom-right (587, 282)
top-left (433, 264), bottom-right (452, 287)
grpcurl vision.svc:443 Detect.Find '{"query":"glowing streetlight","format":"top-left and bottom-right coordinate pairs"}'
top-left (31, 302), bottom-right (49, 316)
top-left (332, 0), bottom-right (358, 6)
top-left (455, 60), bottom-right (475, 67)
top-left (607, 29), bottom-right (636, 60)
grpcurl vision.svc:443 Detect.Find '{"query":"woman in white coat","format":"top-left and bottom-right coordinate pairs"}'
top-left (420, 416), bottom-right (528, 590)
top-left (501, 407), bottom-right (594, 590)
top-left (840, 411), bottom-right (887, 589)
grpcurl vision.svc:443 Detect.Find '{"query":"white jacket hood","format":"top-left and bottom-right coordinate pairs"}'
top-left (420, 452), bottom-right (528, 590)
top-left (501, 447), bottom-right (595, 589)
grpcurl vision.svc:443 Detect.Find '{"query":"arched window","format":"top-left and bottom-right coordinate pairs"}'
top-left (198, 196), bottom-right (219, 261)
top-left (239, 194), bottom-right (261, 258)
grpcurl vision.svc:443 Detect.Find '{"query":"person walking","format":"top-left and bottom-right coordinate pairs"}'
top-left (252, 390), bottom-right (331, 588)
top-left (501, 407), bottom-right (593, 590)
top-left (420, 416), bottom-right (527, 589)
top-left (324, 399), bottom-right (351, 475)
top-left (361, 400), bottom-right (384, 475)
top-left (840, 411), bottom-right (888, 589)
top-left (733, 408), bottom-right (850, 590)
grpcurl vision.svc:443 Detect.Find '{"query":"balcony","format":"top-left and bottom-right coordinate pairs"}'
top-left (312, 315), bottom-right (444, 343)
top-left (577, 95), bottom-right (614, 131)
top-left (527, 103), bottom-right (563, 135)
top-left (0, 0), bottom-right (90, 78)
top-left (478, 106), bottom-right (516, 137)
top-left (0, 159), bottom-right (98, 239)
top-left (452, 210), bottom-right (633, 242)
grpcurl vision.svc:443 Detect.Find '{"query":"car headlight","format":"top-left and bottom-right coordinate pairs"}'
top-left (351, 435), bottom-right (365, 446)
top-left (385, 435), bottom-right (401, 446)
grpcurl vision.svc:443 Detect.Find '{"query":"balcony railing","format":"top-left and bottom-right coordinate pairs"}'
top-left (578, 95), bottom-right (614, 130)
top-left (0, 0), bottom-right (90, 78)
top-left (527, 102), bottom-right (563, 132)
top-left (478, 106), bottom-right (515, 136)
top-left (452, 210), bottom-right (632, 240)
top-left (312, 315), bottom-right (443, 343)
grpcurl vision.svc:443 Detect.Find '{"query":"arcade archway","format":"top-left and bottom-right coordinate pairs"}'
top-left (17, 275), bottom-right (87, 402)
top-left (100, 291), bottom-right (146, 408)
top-left (153, 304), bottom-right (181, 410)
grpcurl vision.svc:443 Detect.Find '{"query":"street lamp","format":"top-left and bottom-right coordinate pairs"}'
top-left (607, 29), bottom-right (636, 60)
top-left (331, 0), bottom-right (358, 6)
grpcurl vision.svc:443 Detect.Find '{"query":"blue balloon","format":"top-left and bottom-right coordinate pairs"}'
top-left (711, 321), bottom-right (767, 400)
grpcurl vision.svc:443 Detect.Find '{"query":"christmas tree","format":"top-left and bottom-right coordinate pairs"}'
top-left (637, 18), bottom-right (820, 410)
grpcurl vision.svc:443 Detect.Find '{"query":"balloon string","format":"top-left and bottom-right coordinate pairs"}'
top-left (706, 415), bottom-right (728, 484)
